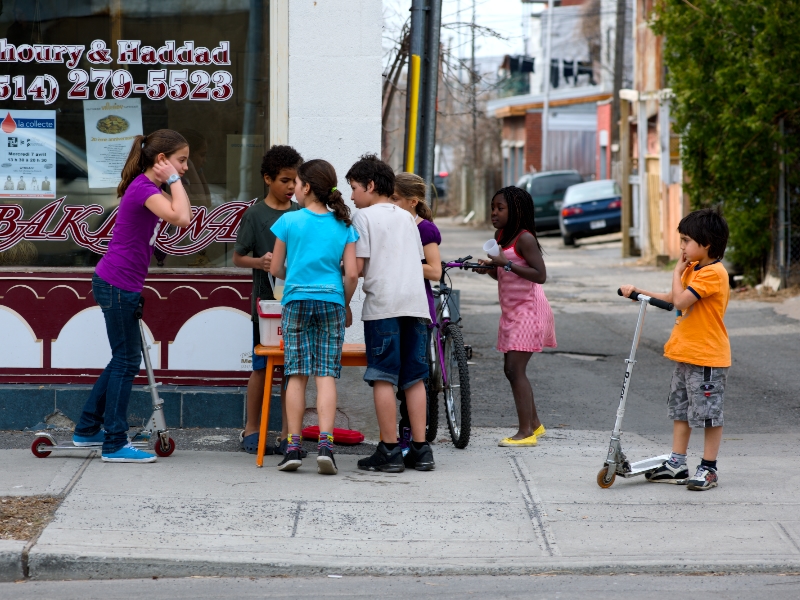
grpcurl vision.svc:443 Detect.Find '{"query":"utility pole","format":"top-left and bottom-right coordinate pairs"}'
top-left (611, 0), bottom-right (627, 150)
top-left (419, 0), bottom-right (443, 199)
top-left (457, 0), bottom-right (462, 84)
top-left (620, 96), bottom-right (632, 257)
top-left (470, 0), bottom-right (477, 171)
top-left (403, 0), bottom-right (426, 173)
top-left (779, 118), bottom-right (787, 286)
top-left (541, 0), bottom-right (554, 172)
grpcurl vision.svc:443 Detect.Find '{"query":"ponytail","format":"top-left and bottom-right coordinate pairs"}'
top-left (414, 199), bottom-right (433, 222)
top-left (297, 159), bottom-right (352, 226)
top-left (117, 135), bottom-right (146, 198)
top-left (117, 129), bottom-right (189, 198)
top-left (394, 171), bottom-right (433, 222)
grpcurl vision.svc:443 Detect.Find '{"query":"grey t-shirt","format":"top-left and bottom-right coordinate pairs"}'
top-left (234, 199), bottom-right (299, 320)
top-left (353, 203), bottom-right (430, 322)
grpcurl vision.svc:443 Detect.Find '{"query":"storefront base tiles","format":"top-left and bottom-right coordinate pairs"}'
top-left (0, 385), bottom-right (281, 431)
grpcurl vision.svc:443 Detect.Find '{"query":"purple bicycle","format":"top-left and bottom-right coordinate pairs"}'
top-left (426, 255), bottom-right (481, 448)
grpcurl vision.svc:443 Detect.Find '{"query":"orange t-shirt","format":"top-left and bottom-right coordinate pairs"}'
top-left (663, 260), bottom-right (731, 367)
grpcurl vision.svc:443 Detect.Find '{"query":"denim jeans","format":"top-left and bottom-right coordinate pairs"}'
top-left (75, 275), bottom-right (142, 453)
top-left (363, 317), bottom-right (429, 390)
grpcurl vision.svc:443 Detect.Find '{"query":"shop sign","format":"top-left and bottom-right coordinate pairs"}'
top-left (0, 198), bottom-right (256, 255)
top-left (0, 39), bottom-right (232, 104)
top-left (0, 110), bottom-right (56, 199)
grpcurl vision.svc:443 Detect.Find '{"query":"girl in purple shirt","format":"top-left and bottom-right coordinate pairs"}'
top-left (73, 130), bottom-right (192, 463)
top-left (392, 173), bottom-right (442, 322)
top-left (391, 173), bottom-right (442, 454)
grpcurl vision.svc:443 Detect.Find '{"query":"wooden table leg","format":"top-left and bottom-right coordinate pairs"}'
top-left (256, 357), bottom-right (274, 467)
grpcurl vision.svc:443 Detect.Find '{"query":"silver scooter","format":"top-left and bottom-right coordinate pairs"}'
top-left (31, 297), bottom-right (175, 459)
top-left (597, 289), bottom-right (674, 488)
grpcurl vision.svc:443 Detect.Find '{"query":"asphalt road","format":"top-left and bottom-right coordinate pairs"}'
top-left (2, 574), bottom-right (800, 599)
top-left (438, 220), bottom-right (800, 436)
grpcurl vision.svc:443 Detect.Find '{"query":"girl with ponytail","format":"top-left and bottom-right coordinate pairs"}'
top-left (391, 172), bottom-right (442, 323)
top-left (72, 129), bottom-right (193, 463)
top-left (391, 172), bottom-right (442, 451)
top-left (268, 159), bottom-right (359, 474)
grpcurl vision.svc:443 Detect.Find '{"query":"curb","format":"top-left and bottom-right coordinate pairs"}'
top-left (0, 540), bottom-right (25, 582)
top-left (24, 553), bottom-right (800, 581)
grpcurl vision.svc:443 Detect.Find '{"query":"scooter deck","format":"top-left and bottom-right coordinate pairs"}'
top-left (619, 454), bottom-right (670, 478)
top-left (33, 435), bottom-right (149, 452)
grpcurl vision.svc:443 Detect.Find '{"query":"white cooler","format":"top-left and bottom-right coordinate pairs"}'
top-left (257, 299), bottom-right (283, 346)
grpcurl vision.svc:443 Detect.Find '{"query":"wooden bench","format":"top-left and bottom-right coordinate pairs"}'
top-left (253, 343), bottom-right (368, 466)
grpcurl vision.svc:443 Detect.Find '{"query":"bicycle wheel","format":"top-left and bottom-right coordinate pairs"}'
top-left (425, 330), bottom-right (440, 442)
top-left (442, 323), bottom-right (471, 448)
top-left (425, 378), bottom-right (439, 442)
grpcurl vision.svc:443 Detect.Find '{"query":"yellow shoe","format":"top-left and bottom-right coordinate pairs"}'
top-left (534, 424), bottom-right (546, 438)
top-left (498, 435), bottom-right (537, 447)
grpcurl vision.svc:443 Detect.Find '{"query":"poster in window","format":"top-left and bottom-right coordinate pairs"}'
top-left (83, 99), bottom-right (144, 189)
top-left (0, 110), bottom-right (56, 199)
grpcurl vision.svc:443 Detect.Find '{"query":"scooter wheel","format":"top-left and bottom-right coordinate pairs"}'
top-left (597, 466), bottom-right (616, 488)
top-left (31, 436), bottom-right (54, 458)
top-left (154, 437), bottom-right (175, 457)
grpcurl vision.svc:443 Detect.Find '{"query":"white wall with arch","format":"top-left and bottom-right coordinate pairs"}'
top-left (0, 306), bottom-right (41, 368)
top-left (169, 307), bottom-right (251, 371)
top-left (51, 306), bottom-right (160, 369)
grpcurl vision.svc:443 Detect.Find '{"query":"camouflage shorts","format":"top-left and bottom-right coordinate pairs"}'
top-left (667, 362), bottom-right (728, 428)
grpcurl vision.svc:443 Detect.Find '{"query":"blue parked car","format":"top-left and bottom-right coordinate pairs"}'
top-left (559, 179), bottom-right (622, 246)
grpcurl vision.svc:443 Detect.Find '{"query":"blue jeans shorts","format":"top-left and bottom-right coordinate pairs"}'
top-left (252, 319), bottom-right (266, 371)
top-left (364, 317), bottom-right (429, 390)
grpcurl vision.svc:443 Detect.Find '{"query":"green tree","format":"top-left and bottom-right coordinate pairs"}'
top-left (652, 0), bottom-right (800, 280)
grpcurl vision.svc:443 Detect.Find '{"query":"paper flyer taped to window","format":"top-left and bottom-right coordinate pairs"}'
top-left (0, 110), bottom-right (57, 199)
top-left (83, 98), bottom-right (143, 188)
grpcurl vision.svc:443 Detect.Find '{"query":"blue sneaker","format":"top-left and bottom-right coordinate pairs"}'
top-left (73, 430), bottom-right (105, 447)
top-left (101, 443), bottom-right (157, 463)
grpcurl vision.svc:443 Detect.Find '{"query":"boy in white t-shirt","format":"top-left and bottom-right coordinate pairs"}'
top-left (347, 154), bottom-right (434, 473)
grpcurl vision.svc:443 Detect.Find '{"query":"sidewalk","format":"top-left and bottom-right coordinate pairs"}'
top-left (3, 428), bottom-right (800, 581)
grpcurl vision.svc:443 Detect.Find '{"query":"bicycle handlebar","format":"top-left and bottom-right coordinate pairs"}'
top-left (442, 259), bottom-right (483, 270)
top-left (617, 288), bottom-right (674, 311)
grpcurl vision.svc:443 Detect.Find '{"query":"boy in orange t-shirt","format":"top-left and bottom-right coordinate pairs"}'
top-left (620, 208), bottom-right (730, 491)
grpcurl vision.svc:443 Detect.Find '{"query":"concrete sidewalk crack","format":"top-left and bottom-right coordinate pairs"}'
top-left (290, 500), bottom-right (306, 538)
top-left (508, 456), bottom-right (561, 557)
top-left (774, 522), bottom-right (800, 554)
top-left (21, 451), bottom-right (96, 578)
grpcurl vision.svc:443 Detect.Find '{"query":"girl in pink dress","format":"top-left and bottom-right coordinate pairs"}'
top-left (477, 186), bottom-right (556, 446)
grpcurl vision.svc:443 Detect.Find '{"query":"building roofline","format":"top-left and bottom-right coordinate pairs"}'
top-left (487, 88), bottom-right (613, 118)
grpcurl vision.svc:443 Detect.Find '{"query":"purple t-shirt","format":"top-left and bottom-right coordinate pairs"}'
top-left (95, 174), bottom-right (162, 293)
top-left (417, 218), bottom-right (442, 323)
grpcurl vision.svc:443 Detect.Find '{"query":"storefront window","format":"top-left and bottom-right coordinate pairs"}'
top-left (0, 0), bottom-right (268, 268)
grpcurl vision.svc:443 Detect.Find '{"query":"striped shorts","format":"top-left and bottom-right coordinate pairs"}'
top-left (281, 299), bottom-right (346, 378)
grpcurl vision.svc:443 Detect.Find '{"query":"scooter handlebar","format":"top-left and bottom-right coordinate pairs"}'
top-left (134, 297), bottom-right (145, 320)
top-left (617, 288), bottom-right (674, 311)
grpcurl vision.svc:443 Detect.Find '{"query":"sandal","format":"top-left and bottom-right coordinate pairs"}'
top-left (241, 432), bottom-right (275, 455)
top-left (498, 435), bottom-right (537, 447)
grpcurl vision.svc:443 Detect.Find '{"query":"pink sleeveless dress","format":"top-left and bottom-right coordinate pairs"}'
top-left (496, 231), bottom-right (557, 353)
